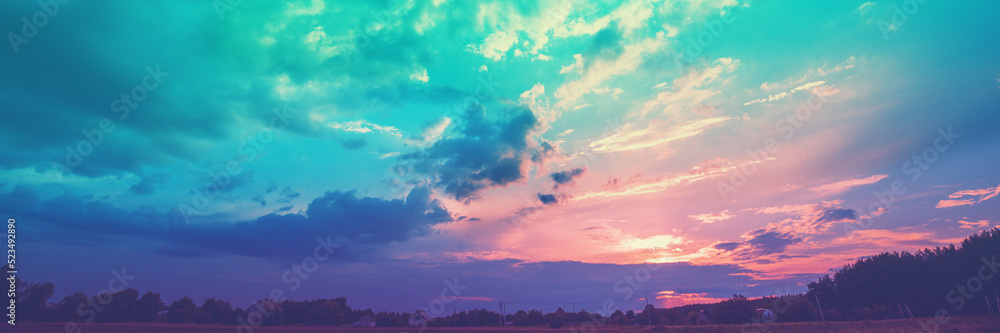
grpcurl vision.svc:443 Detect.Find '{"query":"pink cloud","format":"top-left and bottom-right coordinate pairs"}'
top-left (655, 290), bottom-right (726, 308)
top-left (958, 220), bottom-right (991, 230)
top-left (688, 210), bottom-right (734, 224)
top-left (570, 159), bottom-right (737, 202)
top-left (936, 184), bottom-right (1000, 208)
top-left (810, 174), bottom-right (889, 196)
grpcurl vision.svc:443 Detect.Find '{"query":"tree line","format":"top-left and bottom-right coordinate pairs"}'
top-left (8, 227), bottom-right (998, 327)
top-left (806, 227), bottom-right (1000, 321)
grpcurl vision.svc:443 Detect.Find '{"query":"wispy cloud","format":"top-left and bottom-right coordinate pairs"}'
top-left (810, 174), bottom-right (889, 196)
top-left (858, 2), bottom-right (876, 14)
top-left (958, 219), bottom-right (992, 230)
top-left (571, 159), bottom-right (738, 202)
top-left (743, 80), bottom-right (826, 105)
top-left (655, 290), bottom-right (725, 308)
top-left (936, 184), bottom-right (1000, 208)
top-left (644, 58), bottom-right (739, 115)
top-left (688, 210), bottom-right (734, 224)
top-left (328, 119), bottom-right (402, 137)
top-left (749, 200), bottom-right (857, 235)
top-left (589, 116), bottom-right (730, 154)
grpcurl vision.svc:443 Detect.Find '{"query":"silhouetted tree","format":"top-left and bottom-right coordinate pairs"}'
top-left (18, 281), bottom-right (54, 321)
top-left (136, 291), bottom-right (164, 322)
top-left (99, 288), bottom-right (138, 322)
top-left (167, 297), bottom-right (196, 323)
top-left (57, 292), bottom-right (89, 322)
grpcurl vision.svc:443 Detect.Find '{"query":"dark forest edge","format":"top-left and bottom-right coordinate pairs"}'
top-left (7, 228), bottom-right (999, 329)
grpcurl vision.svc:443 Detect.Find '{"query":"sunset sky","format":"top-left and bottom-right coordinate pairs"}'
top-left (2, 0), bottom-right (999, 314)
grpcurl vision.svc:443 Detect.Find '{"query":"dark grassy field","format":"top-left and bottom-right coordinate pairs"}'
top-left (14, 316), bottom-right (1000, 333)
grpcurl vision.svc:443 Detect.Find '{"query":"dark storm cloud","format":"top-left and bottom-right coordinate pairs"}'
top-left (550, 167), bottom-right (587, 188)
top-left (399, 104), bottom-right (544, 202)
top-left (2, 184), bottom-right (452, 259)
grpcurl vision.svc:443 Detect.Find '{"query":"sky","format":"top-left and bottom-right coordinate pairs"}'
top-left (2, 0), bottom-right (1000, 315)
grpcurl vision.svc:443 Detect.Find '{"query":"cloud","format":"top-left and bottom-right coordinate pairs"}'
top-left (340, 138), bottom-right (368, 150)
top-left (749, 200), bottom-right (856, 235)
top-left (466, 31), bottom-right (518, 61)
top-left (816, 208), bottom-right (857, 223)
top-left (129, 173), bottom-right (172, 195)
top-left (619, 234), bottom-right (685, 251)
top-left (713, 242), bottom-right (740, 251)
top-left (550, 167), bottom-right (587, 188)
top-left (810, 174), bottom-right (889, 196)
top-left (936, 184), bottom-right (1000, 208)
top-left (410, 69), bottom-right (429, 83)
top-left (572, 159), bottom-right (738, 202)
top-left (555, 33), bottom-right (667, 109)
top-left (398, 104), bottom-right (545, 202)
top-left (713, 228), bottom-right (803, 261)
top-left (688, 210), bottom-right (734, 224)
top-left (958, 220), bottom-right (991, 230)
top-left (3, 184), bottom-right (452, 259)
top-left (328, 120), bottom-right (403, 137)
top-left (538, 193), bottom-right (558, 205)
top-left (858, 2), bottom-right (876, 14)
top-left (405, 117), bottom-right (452, 146)
top-left (743, 81), bottom-right (827, 105)
top-left (655, 291), bottom-right (726, 308)
top-left (644, 58), bottom-right (739, 115)
top-left (589, 116), bottom-right (730, 154)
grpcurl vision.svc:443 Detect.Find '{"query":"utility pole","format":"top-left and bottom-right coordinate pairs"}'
top-left (995, 293), bottom-right (1000, 316)
top-left (646, 296), bottom-right (652, 326)
top-left (680, 301), bottom-right (686, 326)
top-left (814, 295), bottom-right (825, 322)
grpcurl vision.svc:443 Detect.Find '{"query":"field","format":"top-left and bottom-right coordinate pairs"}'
top-left (15, 316), bottom-right (1000, 333)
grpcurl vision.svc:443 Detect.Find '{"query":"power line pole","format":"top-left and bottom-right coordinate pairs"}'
top-left (498, 301), bottom-right (503, 328)
top-left (814, 295), bottom-right (825, 322)
top-left (646, 296), bottom-right (652, 326)
top-left (680, 301), bottom-right (686, 326)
